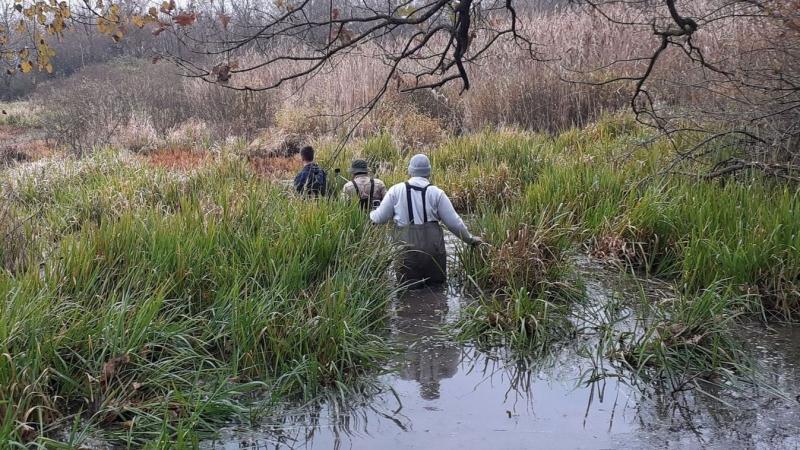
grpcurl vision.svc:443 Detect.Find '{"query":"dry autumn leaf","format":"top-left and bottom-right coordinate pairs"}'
top-left (100, 354), bottom-right (131, 386)
top-left (19, 60), bottom-right (32, 73)
top-left (173, 11), bottom-right (196, 26)
top-left (131, 15), bottom-right (146, 28)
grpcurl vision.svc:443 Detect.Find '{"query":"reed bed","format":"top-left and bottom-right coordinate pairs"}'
top-left (429, 115), bottom-right (799, 381)
top-left (29, 0), bottom-right (787, 155)
top-left (1, 112), bottom-right (798, 445)
top-left (0, 154), bottom-right (398, 446)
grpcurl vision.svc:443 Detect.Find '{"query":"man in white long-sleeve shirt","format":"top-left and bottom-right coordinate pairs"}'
top-left (370, 154), bottom-right (482, 286)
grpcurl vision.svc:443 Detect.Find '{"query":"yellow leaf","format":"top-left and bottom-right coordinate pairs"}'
top-left (45, 63), bottom-right (53, 73)
top-left (131, 15), bottom-right (146, 28)
top-left (148, 6), bottom-right (158, 17)
top-left (19, 60), bottom-right (33, 73)
top-left (15, 20), bottom-right (26, 33)
top-left (98, 19), bottom-right (111, 34)
top-left (51, 17), bottom-right (65, 33)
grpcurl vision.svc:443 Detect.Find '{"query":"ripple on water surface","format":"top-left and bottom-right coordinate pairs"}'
top-left (204, 241), bottom-right (800, 450)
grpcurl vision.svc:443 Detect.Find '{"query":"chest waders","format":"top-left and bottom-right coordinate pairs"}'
top-left (395, 182), bottom-right (447, 286)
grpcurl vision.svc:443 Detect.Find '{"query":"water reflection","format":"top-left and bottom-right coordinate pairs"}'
top-left (202, 254), bottom-right (800, 449)
top-left (392, 286), bottom-right (461, 401)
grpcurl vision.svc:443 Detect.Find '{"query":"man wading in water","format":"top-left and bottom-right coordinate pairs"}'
top-left (370, 154), bottom-right (483, 286)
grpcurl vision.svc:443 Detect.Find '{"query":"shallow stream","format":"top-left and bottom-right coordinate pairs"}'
top-left (204, 238), bottom-right (800, 450)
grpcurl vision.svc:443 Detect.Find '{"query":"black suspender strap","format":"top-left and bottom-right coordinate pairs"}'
top-left (420, 184), bottom-right (429, 223)
top-left (369, 178), bottom-right (375, 207)
top-left (405, 182), bottom-right (432, 224)
top-left (405, 182), bottom-right (415, 224)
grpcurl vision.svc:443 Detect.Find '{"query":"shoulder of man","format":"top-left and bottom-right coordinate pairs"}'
top-left (425, 183), bottom-right (446, 203)
top-left (420, 181), bottom-right (443, 193)
top-left (387, 181), bottom-right (407, 193)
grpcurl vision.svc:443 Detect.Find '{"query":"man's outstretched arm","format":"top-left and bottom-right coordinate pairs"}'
top-left (370, 188), bottom-right (396, 224)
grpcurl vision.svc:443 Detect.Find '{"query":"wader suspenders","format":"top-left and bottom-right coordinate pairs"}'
top-left (354, 177), bottom-right (376, 210)
top-left (405, 182), bottom-right (432, 224)
top-left (369, 178), bottom-right (375, 208)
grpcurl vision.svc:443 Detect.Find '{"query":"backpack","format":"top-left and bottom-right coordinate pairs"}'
top-left (304, 163), bottom-right (327, 197)
top-left (353, 177), bottom-right (380, 211)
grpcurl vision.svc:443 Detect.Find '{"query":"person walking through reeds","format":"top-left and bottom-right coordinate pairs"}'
top-left (370, 154), bottom-right (483, 286)
top-left (341, 159), bottom-right (386, 210)
top-left (293, 146), bottom-right (327, 197)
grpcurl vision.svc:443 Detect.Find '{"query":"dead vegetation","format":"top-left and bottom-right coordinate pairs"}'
top-left (0, 197), bottom-right (28, 274)
top-left (146, 148), bottom-right (211, 171)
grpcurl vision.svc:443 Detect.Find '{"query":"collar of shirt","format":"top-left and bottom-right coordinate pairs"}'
top-left (407, 177), bottom-right (430, 187)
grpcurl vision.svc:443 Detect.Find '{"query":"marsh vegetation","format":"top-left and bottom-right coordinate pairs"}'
top-left (2, 0), bottom-right (800, 447)
top-left (2, 112), bottom-right (798, 446)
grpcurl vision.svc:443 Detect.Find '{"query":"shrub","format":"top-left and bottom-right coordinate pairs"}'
top-left (113, 111), bottom-right (163, 154)
top-left (33, 59), bottom-right (279, 155)
top-left (274, 102), bottom-right (330, 137)
top-left (166, 119), bottom-right (214, 150)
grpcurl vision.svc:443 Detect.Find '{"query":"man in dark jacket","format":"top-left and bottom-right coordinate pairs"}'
top-left (293, 146), bottom-right (327, 197)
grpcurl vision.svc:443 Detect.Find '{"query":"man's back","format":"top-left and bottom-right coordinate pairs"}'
top-left (370, 176), bottom-right (476, 244)
top-left (294, 162), bottom-right (327, 196)
top-left (343, 175), bottom-right (386, 202)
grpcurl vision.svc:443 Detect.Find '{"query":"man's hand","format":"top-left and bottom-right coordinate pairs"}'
top-left (470, 236), bottom-right (486, 247)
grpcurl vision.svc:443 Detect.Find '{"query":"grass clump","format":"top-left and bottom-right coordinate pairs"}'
top-left (602, 285), bottom-right (755, 392)
top-left (497, 117), bottom-right (800, 318)
top-left (456, 287), bottom-right (576, 352)
top-left (456, 209), bottom-right (583, 350)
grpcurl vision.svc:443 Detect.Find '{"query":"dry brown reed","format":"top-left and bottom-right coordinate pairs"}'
top-left (31, 1), bottom-right (794, 155)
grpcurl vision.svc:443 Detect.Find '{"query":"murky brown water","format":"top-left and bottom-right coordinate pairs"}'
top-left (203, 241), bottom-right (800, 450)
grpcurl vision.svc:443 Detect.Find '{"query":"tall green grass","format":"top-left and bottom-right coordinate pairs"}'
top-left (1, 155), bottom-right (398, 446)
top-left (443, 114), bottom-right (797, 382)
top-left (441, 115), bottom-right (799, 318)
top-left (597, 284), bottom-right (757, 393)
top-left (2, 112), bottom-right (798, 444)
